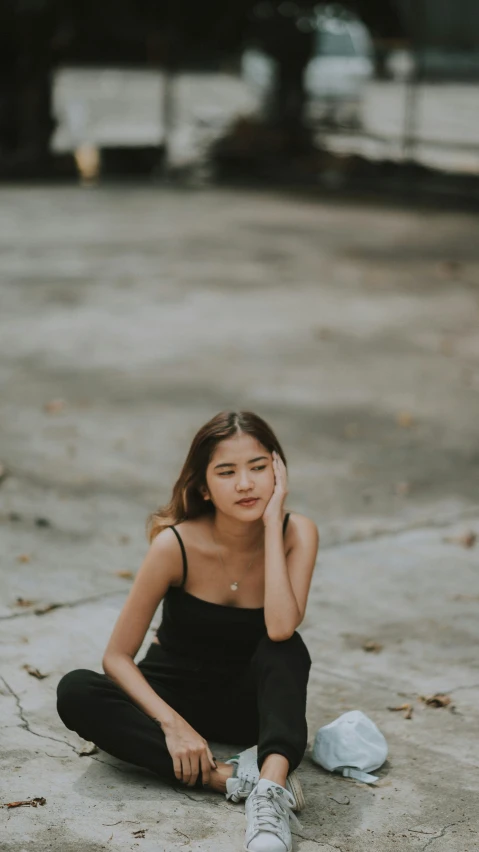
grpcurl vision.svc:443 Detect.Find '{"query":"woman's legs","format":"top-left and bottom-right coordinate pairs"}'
top-left (56, 632), bottom-right (311, 793)
top-left (56, 668), bottom-right (194, 786)
top-left (251, 631), bottom-right (311, 779)
top-left (197, 631), bottom-right (311, 790)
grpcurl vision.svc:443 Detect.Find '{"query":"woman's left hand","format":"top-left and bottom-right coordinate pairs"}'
top-left (262, 451), bottom-right (288, 527)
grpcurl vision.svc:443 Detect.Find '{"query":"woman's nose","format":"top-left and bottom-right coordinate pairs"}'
top-left (236, 471), bottom-right (253, 489)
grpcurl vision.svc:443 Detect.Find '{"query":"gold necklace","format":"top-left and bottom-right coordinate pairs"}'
top-left (210, 521), bottom-right (264, 592)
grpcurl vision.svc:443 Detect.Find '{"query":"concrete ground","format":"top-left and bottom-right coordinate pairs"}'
top-left (0, 185), bottom-right (478, 851)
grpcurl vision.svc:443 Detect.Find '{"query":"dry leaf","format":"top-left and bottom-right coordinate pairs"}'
top-left (14, 597), bottom-right (36, 607)
top-left (443, 532), bottom-right (476, 549)
top-left (5, 797), bottom-right (46, 808)
top-left (344, 423), bottom-right (359, 438)
top-left (458, 532), bottom-right (476, 548)
top-left (437, 260), bottom-right (462, 279)
top-left (362, 640), bottom-right (383, 653)
top-left (439, 338), bottom-right (454, 356)
top-left (34, 603), bottom-right (62, 615)
top-left (313, 327), bottom-right (332, 340)
top-left (451, 594), bottom-right (479, 602)
top-left (115, 570), bottom-right (134, 579)
top-left (79, 741), bottom-right (99, 756)
top-left (418, 693), bottom-right (452, 708)
top-left (23, 665), bottom-right (48, 679)
top-left (388, 703), bottom-right (413, 719)
top-left (396, 411), bottom-right (414, 428)
top-left (16, 554), bottom-right (31, 563)
top-left (43, 399), bottom-right (65, 414)
top-left (351, 463), bottom-right (374, 477)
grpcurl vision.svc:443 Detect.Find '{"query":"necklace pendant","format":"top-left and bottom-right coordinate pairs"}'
top-left (230, 581), bottom-right (239, 591)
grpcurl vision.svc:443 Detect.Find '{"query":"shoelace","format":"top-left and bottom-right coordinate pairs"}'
top-left (227, 766), bottom-right (258, 802)
top-left (250, 787), bottom-right (302, 835)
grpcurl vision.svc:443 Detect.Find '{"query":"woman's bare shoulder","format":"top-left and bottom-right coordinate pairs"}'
top-left (285, 511), bottom-right (320, 543)
top-left (171, 516), bottom-right (212, 551)
top-left (149, 525), bottom-right (185, 571)
top-left (174, 516), bottom-right (207, 530)
top-left (174, 516), bottom-right (210, 535)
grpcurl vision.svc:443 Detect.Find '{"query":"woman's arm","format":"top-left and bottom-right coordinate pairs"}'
top-left (101, 529), bottom-right (183, 727)
top-left (263, 514), bottom-right (319, 641)
top-left (102, 527), bottom-right (217, 786)
top-left (262, 451), bottom-right (319, 640)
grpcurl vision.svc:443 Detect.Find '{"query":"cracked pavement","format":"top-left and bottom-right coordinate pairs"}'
top-left (0, 186), bottom-right (478, 850)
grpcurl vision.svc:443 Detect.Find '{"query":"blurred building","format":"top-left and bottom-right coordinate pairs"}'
top-left (0, 1), bottom-right (478, 182)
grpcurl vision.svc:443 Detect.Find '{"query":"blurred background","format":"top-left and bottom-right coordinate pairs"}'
top-left (1, 4), bottom-right (479, 850)
top-left (1, 0), bottom-right (479, 196)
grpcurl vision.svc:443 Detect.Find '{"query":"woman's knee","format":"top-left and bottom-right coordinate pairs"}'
top-left (56, 668), bottom-right (98, 721)
top-left (253, 631), bottom-right (312, 670)
top-left (290, 631), bottom-right (312, 668)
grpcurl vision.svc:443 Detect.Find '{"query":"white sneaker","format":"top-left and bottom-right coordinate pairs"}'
top-left (244, 778), bottom-right (301, 852)
top-left (225, 746), bottom-right (305, 812)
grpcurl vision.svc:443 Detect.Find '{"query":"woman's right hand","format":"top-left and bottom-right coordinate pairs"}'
top-left (160, 715), bottom-right (217, 787)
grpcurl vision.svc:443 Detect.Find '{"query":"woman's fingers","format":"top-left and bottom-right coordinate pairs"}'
top-left (181, 754), bottom-right (192, 785)
top-left (187, 753), bottom-right (200, 787)
top-left (173, 755), bottom-right (183, 782)
top-left (273, 453), bottom-right (288, 490)
top-left (168, 734), bottom-right (216, 788)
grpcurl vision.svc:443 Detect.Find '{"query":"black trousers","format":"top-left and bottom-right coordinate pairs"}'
top-left (56, 631), bottom-right (311, 788)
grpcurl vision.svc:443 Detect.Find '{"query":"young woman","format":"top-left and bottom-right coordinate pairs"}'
top-left (57, 410), bottom-right (319, 852)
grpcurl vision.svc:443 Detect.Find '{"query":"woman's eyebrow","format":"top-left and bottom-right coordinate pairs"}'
top-left (214, 455), bottom-right (268, 470)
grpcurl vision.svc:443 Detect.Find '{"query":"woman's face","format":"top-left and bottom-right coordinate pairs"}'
top-left (203, 432), bottom-right (275, 520)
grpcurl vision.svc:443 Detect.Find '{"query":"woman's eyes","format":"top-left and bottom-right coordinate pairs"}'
top-left (219, 465), bottom-right (267, 477)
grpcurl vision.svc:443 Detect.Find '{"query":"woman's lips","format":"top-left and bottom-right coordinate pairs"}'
top-left (237, 498), bottom-right (259, 506)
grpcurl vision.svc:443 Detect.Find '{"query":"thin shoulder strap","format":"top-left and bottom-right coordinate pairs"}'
top-left (282, 512), bottom-right (290, 534)
top-left (169, 526), bottom-right (188, 587)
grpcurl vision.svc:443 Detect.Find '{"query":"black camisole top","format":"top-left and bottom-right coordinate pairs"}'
top-left (155, 513), bottom-right (291, 666)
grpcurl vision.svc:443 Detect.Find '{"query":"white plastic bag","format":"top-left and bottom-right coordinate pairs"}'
top-left (312, 710), bottom-right (388, 783)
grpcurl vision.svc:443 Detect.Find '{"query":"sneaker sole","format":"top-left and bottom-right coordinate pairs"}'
top-left (286, 770), bottom-right (305, 812)
top-left (244, 839), bottom-right (292, 852)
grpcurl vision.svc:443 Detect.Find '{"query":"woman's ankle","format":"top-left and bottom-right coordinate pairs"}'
top-left (205, 762), bottom-right (234, 793)
top-left (259, 754), bottom-right (289, 788)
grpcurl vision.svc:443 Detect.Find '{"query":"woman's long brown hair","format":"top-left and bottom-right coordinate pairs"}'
top-left (146, 410), bottom-right (287, 542)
